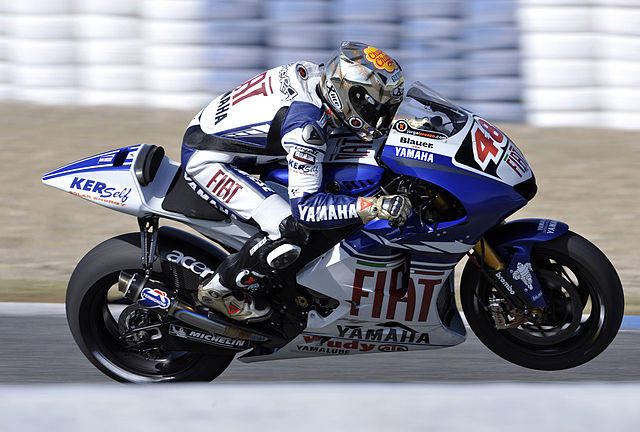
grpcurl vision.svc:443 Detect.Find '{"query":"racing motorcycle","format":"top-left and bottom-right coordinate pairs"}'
top-left (42, 82), bottom-right (624, 382)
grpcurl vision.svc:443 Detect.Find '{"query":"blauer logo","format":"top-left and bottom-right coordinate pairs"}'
top-left (139, 288), bottom-right (171, 309)
top-left (70, 177), bottom-right (131, 203)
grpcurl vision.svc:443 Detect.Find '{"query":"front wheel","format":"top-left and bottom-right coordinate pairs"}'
top-left (461, 231), bottom-right (624, 370)
top-left (66, 234), bottom-right (233, 383)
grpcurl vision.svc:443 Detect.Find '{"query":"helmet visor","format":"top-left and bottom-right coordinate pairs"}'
top-left (349, 85), bottom-right (398, 132)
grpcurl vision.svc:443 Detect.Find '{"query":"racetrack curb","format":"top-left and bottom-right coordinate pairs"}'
top-left (2, 302), bottom-right (639, 330)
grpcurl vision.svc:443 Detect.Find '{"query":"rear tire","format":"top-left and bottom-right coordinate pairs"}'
top-left (66, 234), bottom-right (233, 383)
top-left (461, 231), bottom-right (624, 370)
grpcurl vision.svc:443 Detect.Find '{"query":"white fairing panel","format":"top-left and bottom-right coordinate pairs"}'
top-left (240, 243), bottom-right (466, 362)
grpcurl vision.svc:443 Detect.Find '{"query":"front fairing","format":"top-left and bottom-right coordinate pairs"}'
top-left (383, 82), bottom-right (534, 190)
top-left (366, 82), bottom-right (537, 252)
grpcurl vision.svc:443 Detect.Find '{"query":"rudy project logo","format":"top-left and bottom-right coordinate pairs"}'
top-left (363, 46), bottom-right (397, 73)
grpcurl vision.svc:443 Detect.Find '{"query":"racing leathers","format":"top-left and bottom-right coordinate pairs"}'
top-left (181, 62), bottom-right (410, 321)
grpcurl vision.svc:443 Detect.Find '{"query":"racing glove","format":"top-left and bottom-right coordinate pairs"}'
top-left (357, 195), bottom-right (412, 227)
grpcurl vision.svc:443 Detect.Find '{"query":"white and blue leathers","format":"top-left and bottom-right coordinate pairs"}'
top-left (181, 62), bottom-right (361, 239)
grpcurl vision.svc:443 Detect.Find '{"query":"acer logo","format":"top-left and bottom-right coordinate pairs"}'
top-left (165, 250), bottom-right (214, 279)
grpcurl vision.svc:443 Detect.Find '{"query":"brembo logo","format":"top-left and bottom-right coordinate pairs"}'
top-left (495, 271), bottom-right (515, 295)
top-left (165, 250), bottom-right (214, 279)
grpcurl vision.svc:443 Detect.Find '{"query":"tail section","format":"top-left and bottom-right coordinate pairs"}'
top-left (42, 144), bottom-right (177, 217)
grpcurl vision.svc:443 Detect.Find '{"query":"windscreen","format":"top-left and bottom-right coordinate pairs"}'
top-left (395, 82), bottom-right (469, 138)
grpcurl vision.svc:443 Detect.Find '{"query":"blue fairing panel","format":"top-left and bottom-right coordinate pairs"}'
top-left (379, 148), bottom-right (527, 246)
top-left (486, 219), bottom-right (570, 307)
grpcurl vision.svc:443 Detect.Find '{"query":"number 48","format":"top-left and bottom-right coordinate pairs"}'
top-left (472, 118), bottom-right (506, 170)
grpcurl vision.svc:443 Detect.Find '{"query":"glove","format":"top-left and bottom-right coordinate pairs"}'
top-left (357, 195), bottom-right (412, 227)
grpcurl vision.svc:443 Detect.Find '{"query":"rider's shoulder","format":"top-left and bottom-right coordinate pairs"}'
top-left (282, 61), bottom-right (322, 105)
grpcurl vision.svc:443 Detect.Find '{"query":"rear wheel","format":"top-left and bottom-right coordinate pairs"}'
top-left (461, 231), bottom-right (624, 370)
top-left (66, 234), bottom-right (233, 383)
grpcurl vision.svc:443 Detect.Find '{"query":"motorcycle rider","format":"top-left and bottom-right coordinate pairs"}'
top-left (181, 41), bottom-right (411, 322)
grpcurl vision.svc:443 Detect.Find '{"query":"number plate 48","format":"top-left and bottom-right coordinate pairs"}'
top-left (471, 118), bottom-right (508, 171)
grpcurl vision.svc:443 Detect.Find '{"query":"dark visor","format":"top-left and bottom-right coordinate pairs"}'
top-left (349, 86), bottom-right (396, 131)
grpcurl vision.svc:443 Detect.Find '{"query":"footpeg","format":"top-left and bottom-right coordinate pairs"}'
top-left (197, 275), bottom-right (271, 323)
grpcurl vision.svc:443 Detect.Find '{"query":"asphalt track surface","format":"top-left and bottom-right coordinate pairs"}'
top-left (2, 310), bottom-right (639, 384)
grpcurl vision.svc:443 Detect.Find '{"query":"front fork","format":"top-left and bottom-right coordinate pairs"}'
top-left (471, 237), bottom-right (544, 329)
top-left (473, 239), bottom-right (505, 271)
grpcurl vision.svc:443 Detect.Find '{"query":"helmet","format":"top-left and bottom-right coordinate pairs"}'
top-left (319, 41), bottom-right (404, 141)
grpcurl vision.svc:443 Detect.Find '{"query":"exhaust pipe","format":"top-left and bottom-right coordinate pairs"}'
top-left (118, 271), bottom-right (269, 342)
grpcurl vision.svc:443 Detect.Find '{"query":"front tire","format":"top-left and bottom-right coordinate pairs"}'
top-left (66, 234), bottom-right (233, 383)
top-left (461, 231), bottom-right (624, 370)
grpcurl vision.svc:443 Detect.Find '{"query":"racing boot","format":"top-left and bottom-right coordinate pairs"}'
top-left (198, 273), bottom-right (271, 322)
top-left (198, 219), bottom-right (309, 322)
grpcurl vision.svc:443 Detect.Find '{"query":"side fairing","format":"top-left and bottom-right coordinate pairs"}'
top-left (453, 116), bottom-right (533, 187)
top-left (240, 241), bottom-right (466, 362)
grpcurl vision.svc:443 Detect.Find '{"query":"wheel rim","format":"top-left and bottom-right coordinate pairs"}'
top-left (506, 269), bottom-right (586, 346)
top-left (81, 271), bottom-right (206, 382)
top-left (476, 252), bottom-right (607, 356)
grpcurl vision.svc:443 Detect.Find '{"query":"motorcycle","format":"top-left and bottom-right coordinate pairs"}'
top-left (42, 82), bottom-right (624, 382)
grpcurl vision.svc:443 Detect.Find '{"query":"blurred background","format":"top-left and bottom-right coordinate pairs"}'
top-left (0, 0), bottom-right (639, 129)
top-left (0, 0), bottom-right (638, 310)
